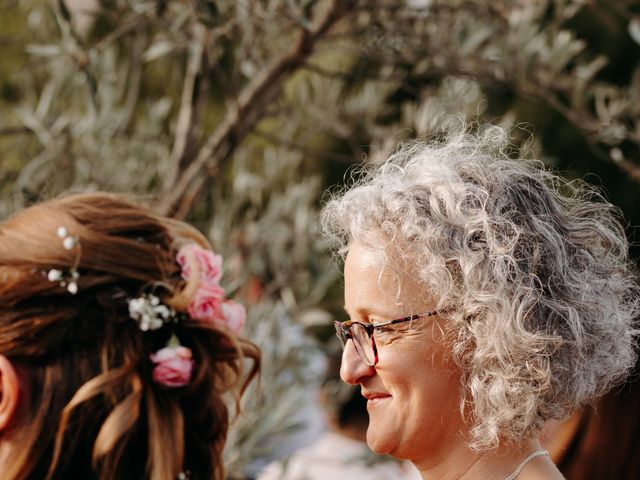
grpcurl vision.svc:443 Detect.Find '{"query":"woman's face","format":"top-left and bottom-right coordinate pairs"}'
top-left (340, 242), bottom-right (465, 466)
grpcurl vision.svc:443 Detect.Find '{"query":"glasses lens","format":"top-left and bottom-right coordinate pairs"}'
top-left (334, 321), bottom-right (348, 346)
top-left (351, 323), bottom-right (376, 366)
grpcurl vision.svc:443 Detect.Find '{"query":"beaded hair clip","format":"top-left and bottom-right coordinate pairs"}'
top-left (47, 226), bottom-right (81, 294)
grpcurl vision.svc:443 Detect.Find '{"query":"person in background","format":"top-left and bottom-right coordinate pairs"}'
top-left (0, 193), bottom-right (259, 480)
top-left (257, 353), bottom-right (421, 480)
top-left (541, 360), bottom-right (640, 479)
top-left (321, 126), bottom-right (639, 479)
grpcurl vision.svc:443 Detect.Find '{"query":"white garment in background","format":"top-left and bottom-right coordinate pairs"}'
top-left (256, 431), bottom-right (422, 480)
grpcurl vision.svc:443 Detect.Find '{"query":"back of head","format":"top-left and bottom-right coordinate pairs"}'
top-left (0, 192), bottom-right (259, 480)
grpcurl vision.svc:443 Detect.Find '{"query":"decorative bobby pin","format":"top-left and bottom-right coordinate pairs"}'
top-left (46, 226), bottom-right (81, 294)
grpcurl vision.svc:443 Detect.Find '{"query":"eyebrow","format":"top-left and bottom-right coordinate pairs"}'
top-left (342, 305), bottom-right (398, 320)
top-left (343, 305), bottom-right (368, 316)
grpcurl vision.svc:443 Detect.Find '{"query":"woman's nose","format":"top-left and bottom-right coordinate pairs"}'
top-left (340, 340), bottom-right (375, 385)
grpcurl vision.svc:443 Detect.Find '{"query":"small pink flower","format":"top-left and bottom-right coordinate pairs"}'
top-left (150, 345), bottom-right (194, 388)
top-left (188, 283), bottom-right (226, 322)
top-left (221, 300), bottom-right (246, 333)
top-left (177, 244), bottom-right (223, 285)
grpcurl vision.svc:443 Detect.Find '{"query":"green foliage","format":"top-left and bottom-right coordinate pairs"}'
top-left (1, 0), bottom-right (640, 476)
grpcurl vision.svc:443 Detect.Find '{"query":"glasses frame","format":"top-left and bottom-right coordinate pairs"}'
top-left (334, 310), bottom-right (439, 366)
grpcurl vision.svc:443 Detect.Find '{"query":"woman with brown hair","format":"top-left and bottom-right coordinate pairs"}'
top-left (542, 361), bottom-right (640, 479)
top-left (0, 192), bottom-right (259, 480)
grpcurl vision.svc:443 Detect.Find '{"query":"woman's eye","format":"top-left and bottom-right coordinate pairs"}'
top-left (374, 326), bottom-right (400, 342)
top-left (376, 325), bottom-right (394, 334)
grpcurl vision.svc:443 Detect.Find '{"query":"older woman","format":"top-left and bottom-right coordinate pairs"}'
top-left (320, 127), bottom-right (639, 480)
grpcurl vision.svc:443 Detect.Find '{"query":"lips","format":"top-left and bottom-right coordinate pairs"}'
top-left (362, 390), bottom-right (392, 403)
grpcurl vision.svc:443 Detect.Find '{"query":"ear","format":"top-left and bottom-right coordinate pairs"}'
top-left (0, 355), bottom-right (20, 431)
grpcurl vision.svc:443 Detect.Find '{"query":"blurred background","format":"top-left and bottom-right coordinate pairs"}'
top-left (1, 0), bottom-right (639, 478)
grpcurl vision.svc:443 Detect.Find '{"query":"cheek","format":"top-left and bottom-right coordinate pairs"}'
top-left (384, 340), bottom-right (461, 404)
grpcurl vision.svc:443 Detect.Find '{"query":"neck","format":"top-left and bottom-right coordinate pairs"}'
top-left (417, 438), bottom-right (545, 480)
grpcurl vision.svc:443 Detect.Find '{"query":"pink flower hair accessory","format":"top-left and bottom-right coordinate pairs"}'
top-left (149, 334), bottom-right (194, 388)
top-left (177, 243), bottom-right (223, 286)
top-left (177, 243), bottom-right (246, 334)
top-left (188, 283), bottom-right (225, 322)
top-left (221, 300), bottom-right (246, 334)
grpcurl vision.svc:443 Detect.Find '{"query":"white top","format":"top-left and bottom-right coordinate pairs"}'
top-left (256, 431), bottom-right (422, 480)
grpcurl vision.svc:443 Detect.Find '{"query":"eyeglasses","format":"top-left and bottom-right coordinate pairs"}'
top-left (334, 310), bottom-right (439, 366)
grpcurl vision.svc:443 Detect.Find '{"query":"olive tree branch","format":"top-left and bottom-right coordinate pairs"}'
top-left (157, 0), bottom-right (357, 216)
top-left (163, 23), bottom-right (208, 190)
top-left (0, 126), bottom-right (34, 137)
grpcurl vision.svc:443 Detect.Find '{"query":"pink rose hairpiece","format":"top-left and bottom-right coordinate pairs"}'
top-left (129, 243), bottom-right (247, 389)
top-left (149, 334), bottom-right (194, 388)
top-left (176, 243), bottom-right (246, 334)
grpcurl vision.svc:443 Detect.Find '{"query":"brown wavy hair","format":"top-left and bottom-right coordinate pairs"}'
top-left (0, 192), bottom-right (260, 480)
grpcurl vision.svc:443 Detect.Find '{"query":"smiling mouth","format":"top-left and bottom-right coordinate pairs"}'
top-left (362, 392), bottom-right (392, 404)
top-left (367, 397), bottom-right (390, 406)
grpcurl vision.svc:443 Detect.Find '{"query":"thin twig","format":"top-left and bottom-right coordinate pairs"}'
top-left (0, 126), bottom-right (33, 137)
top-left (517, 82), bottom-right (640, 183)
top-left (173, 174), bottom-right (208, 221)
top-left (157, 0), bottom-right (357, 216)
top-left (252, 129), bottom-right (359, 165)
top-left (93, 10), bottom-right (150, 51)
top-left (613, 157), bottom-right (640, 182)
top-left (119, 28), bottom-right (145, 132)
top-left (164, 24), bottom-right (207, 190)
top-left (302, 61), bottom-right (352, 79)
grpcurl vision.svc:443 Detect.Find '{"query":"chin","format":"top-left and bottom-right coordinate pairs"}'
top-left (366, 425), bottom-right (397, 456)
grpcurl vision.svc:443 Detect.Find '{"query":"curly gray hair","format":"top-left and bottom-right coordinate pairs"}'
top-left (320, 126), bottom-right (639, 450)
